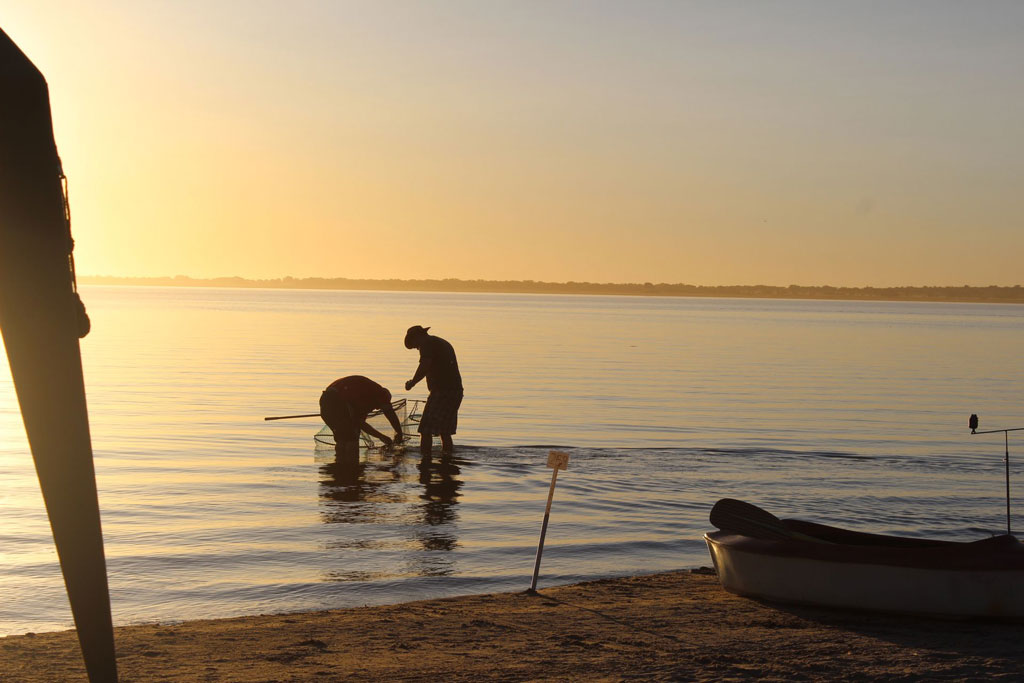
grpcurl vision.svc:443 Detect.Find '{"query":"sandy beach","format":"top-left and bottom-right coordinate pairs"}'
top-left (4, 568), bottom-right (1024, 681)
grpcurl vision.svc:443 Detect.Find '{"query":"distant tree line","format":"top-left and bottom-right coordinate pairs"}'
top-left (78, 275), bottom-right (1024, 304)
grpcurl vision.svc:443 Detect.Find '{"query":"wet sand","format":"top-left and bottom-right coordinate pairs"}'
top-left (4, 569), bottom-right (1024, 681)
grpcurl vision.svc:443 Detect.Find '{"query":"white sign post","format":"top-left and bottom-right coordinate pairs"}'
top-left (529, 450), bottom-right (570, 593)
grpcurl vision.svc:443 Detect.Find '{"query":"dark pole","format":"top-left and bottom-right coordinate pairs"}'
top-left (530, 466), bottom-right (561, 592)
top-left (1006, 431), bottom-right (1011, 537)
top-left (969, 416), bottom-right (1024, 538)
top-left (529, 451), bottom-right (569, 593)
top-left (0, 28), bottom-right (117, 681)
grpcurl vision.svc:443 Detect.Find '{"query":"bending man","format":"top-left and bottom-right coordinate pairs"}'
top-left (404, 325), bottom-right (463, 456)
top-left (319, 375), bottom-right (405, 452)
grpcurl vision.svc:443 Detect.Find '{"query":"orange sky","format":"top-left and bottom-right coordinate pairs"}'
top-left (3, 2), bottom-right (1022, 286)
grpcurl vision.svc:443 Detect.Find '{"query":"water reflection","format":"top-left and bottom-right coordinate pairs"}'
top-left (318, 446), bottom-right (404, 516)
top-left (317, 445), bottom-right (465, 579)
top-left (416, 454), bottom-right (464, 551)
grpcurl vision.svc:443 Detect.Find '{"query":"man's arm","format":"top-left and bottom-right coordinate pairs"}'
top-left (360, 421), bottom-right (393, 448)
top-left (382, 404), bottom-right (405, 444)
top-left (405, 356), bottom-right (432, 391)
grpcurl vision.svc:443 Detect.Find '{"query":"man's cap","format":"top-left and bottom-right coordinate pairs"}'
top-left (405, 325), bottom-right (430, 348)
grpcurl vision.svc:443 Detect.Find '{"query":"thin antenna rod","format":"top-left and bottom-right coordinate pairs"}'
top-left (970, 418), bottom-right (1023, 537)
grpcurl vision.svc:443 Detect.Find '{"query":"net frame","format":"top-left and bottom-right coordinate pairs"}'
top-left (313, 398), bottom-right (427, 450)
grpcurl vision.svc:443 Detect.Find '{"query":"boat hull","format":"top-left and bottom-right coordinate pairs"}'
top-left (706, 530), bottom-right (1024, 619)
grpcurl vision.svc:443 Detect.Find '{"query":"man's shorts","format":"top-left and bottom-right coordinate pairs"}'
top-left (319, 391), bottom-right (361, 441)
top-left (418, 389), bottom-right (463, 436)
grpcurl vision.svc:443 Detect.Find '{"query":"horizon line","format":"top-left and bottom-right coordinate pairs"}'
top-left (78, 274), bottom-right (1024, 289)
top-left (77, 275), bottom-right (1024, 304)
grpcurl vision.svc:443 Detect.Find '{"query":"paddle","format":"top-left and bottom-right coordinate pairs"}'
top-left (264, 413), bottom-right (321, 421)
top-left (709, 498), bottom-right (824, 543)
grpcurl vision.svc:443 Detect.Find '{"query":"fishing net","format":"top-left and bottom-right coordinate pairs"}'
top-left (313, 398), bottom-right (425, 450)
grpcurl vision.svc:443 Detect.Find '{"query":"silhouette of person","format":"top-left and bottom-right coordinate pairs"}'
top-left (404, 325), bottom-right (463, 456)
top-left (319, 375), bottom-right (405, 451)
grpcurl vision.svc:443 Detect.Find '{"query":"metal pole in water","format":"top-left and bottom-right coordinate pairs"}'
top-left (1006, 431), bottom-right (1011, 537)
top-left (529, 451), bottom-right (569, 593)
top-left (968, 415), bottom-right (1024, 537)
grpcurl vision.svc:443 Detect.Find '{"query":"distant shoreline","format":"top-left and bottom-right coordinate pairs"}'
top-left (78, 275), bottom-right (1024, 304)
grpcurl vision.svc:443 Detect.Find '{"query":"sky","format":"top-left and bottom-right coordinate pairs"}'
top-left (2, 1), bottom-right (1022, 286)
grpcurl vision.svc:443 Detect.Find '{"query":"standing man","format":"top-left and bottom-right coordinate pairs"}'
top-left (404, 325), bottom-right (463, 456)
top-left (319, 375), bottom-right (405, 453)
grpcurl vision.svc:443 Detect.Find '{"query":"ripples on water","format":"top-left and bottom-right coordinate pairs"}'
top-left (0, 288), bottom-right (1022, 634)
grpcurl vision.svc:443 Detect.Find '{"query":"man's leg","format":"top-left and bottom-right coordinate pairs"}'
top-left (420, 433), bottom-right (432, 456)
top-left (438, 390), bottom-right (461, 457)
top-left (334, 438), bottom-right (360, 461)
top-left (322, 396), bottom-right (360, 448)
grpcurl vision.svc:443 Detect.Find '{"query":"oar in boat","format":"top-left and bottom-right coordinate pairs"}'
top-left (264, 413), bottom-right (321, 421)
top-left (710, 498), bottom-right (825, 543)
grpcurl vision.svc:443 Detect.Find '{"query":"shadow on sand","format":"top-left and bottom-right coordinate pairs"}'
top-left (750, 597), bottom-right (1024, 664)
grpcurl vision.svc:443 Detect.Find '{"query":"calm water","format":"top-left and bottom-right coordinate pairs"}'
top-left (1, 287), bottom-right (1023, 635)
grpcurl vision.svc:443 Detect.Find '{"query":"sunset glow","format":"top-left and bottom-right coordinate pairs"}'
top-left (3, 1), bottom-right (1022, 286)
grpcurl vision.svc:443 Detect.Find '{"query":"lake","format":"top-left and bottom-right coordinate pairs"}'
top-left (1, 286), bottom-right (1022, 635)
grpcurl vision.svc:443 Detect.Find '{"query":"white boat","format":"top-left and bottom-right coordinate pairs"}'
top-left (705, 498), bottom-right (1024, 618)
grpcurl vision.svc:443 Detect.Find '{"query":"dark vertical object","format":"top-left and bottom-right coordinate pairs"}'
top-left (0, 28), bottom-right (117, 682)
top-left (529, 451), bottom-right (569, 593)
top-left (1005, 431), bottom-right (1011, 537)
top-left (969, 417), bottom-right (1024, 539)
